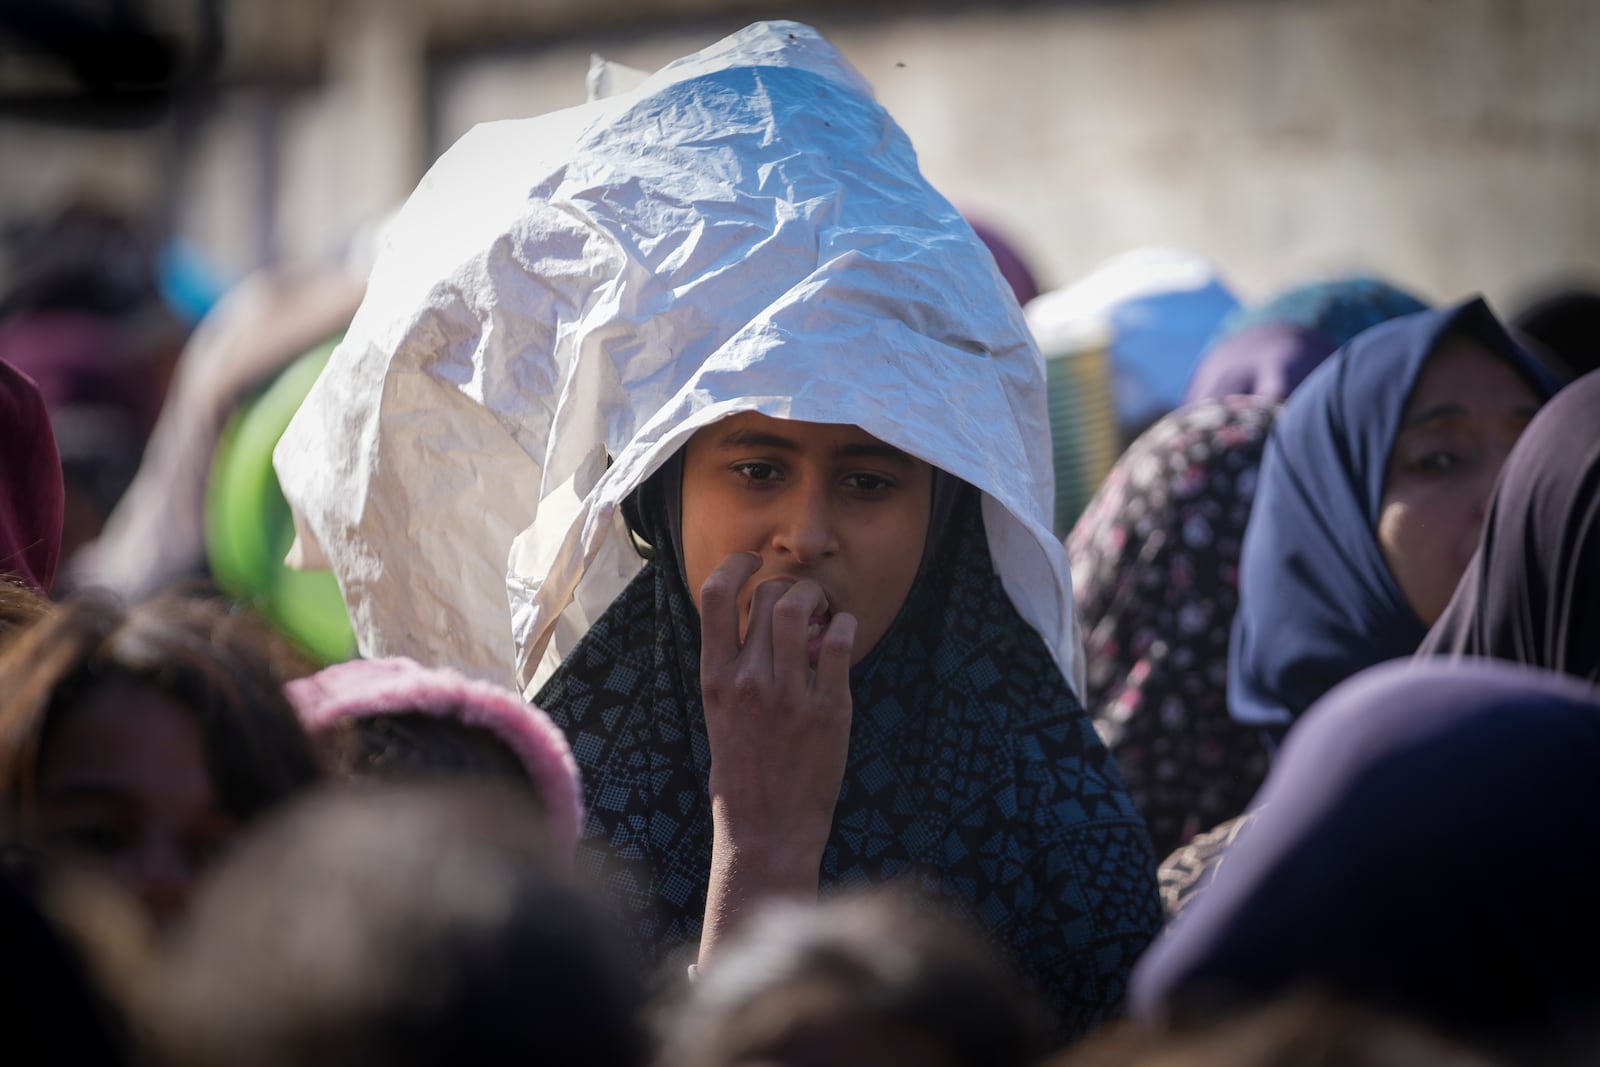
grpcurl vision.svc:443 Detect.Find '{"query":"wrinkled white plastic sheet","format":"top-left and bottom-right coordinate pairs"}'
top-left (274, 20), bottom-right (1084, 701)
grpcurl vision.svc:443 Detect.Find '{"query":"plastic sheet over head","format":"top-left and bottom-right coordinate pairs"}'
top-left (274, 20), bottom-right (1084, 700)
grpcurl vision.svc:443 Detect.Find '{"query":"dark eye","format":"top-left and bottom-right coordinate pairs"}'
top-left (1411, 451), bottom-right (1460, 474)
top-left (842, 472), bottom-right (894, 494)
top-left (732, 462), bottom-right (781, 483)
top-left (52, 823), bottom-right (134, 857)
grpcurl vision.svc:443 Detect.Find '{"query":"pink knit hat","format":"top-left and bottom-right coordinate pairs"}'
top-left (287, 657), bottom-right (584, 859)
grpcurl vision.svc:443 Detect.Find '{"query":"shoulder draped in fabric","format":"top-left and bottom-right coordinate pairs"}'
top-left (540, 495), bottom-right (1161, 1040)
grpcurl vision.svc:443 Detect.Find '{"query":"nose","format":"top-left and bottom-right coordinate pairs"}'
top-left (1472, 441), bottom-right (1517, 524)
top-left (770, 476), bottom-right (839, 563)
top-left (129, 831), bottom-right (196, 926)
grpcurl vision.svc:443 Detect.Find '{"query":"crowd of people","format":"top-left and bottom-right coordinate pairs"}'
top-left (2, 19), bottom-right (1598, 1066)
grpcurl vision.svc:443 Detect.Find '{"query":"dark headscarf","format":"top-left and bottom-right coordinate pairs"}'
top-left (1513, 287), bottom-right (1600, 381)
top-left (1185, 276), bottom-right (1429, 404)
top-left (1068, 397), bottom-right (1277, 856)
top-left (0, 313), bottom-right (166, 440)
top-left (1131, 659), bottom-right (1600, 1041)
top-left (538, 482), bottom-right (1163, 1042)
top-left (1228, 297), bottom-right (1559, 730)
top-left (0, 358), bottom-right (64, 593)
top-left (1418, 369), bottom-right (1600, 682)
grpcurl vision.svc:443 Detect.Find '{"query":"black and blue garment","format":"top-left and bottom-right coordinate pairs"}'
top-left (538, 479), bottom-right (1164, 1042)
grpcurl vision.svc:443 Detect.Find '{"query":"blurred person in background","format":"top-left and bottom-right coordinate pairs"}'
top-left (0, 199), bottom-right (192, 568)
top-left (1418, 368), bottom-right (1600, 683)
top-left (0, 862), bottom-right (145, 1066)
top-left (69, 259), bottom-right (366, 650)
top-left (1228, 297), bottom-right (1560, 740)
top-left (656, 889), bottom-right (1048, 1067)
top-left (966, 216), bottom-right (1041, 308)
top-left (151, 782), bottom-right (649, 1067)
top-left (1184, 275), bottom-right (1429, 405)
top-left (1025, 246), bottom-right (1240, 446)
top-left (1, 356), bottom-right (64, 597)
top-left (287, 655), bottom-right (583, 861)
top-left (1159, 298), bottom-right (1561, 918)
top-left (1512, 286), bottom-right (1600, 382)
top-left (0, 591), bottom-right (322, 927)
top-left (1067, 397), bottom-right (1277, 860)
top-left (1043, 994), bottom-right (1500, 1067)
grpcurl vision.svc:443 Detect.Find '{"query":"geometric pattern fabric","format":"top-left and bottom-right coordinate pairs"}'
top-left (537, 497), bottom-right (1164, 1041)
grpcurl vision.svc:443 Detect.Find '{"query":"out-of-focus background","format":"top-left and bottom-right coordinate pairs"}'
top-left (3, 0), bottom-right (1597, 651)
top-left (5, 0), bottom-right (1598, 302)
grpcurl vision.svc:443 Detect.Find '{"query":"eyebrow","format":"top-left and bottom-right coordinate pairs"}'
top-left (714, 429), bottom-right (918, 464)
top-left (1400, 401), bottom-right (1541, 431)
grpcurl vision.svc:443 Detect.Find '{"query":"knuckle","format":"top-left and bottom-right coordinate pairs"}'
top-left (772, 597), bottom-right (810, 625)
top-left (730, 674), bottom-right (765, 706)
top-left (700, 575), bottom-right (735, 608)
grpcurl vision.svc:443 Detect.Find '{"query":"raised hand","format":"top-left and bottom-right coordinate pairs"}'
top-left (696, 551), bottom-right (857, 964)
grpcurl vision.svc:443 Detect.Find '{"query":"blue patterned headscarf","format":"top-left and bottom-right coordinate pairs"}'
top-left (1186, 276), bottom-right (1429, 403)
top-left (537, 482), bottom-right (1163, 1042)
top-left (1227, 296), bottom-right (1560, 730)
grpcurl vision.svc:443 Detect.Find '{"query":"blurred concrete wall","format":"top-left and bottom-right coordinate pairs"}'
top-left (5, 0), bottom-right (1597, 309)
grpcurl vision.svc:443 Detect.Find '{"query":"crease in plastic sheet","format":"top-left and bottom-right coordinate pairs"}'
top-left (273, 20), bottom-right (1085, 701)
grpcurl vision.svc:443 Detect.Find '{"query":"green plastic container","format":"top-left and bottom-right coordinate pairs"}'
top-left (1041, 322), bottom-right (1119, 535)
top-left (206, 337), bottom-right (356, 664)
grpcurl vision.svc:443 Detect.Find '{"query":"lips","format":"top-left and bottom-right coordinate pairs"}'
top-left (741, 575), bottom-right (835, 664)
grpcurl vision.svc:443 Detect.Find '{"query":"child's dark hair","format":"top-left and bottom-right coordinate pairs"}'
top-left (318, 712), bottom-right (533, 790)
top-left (0, 589), bottom-right (321, 821)
top-left (659, 888), bottom-right (1049, 1067)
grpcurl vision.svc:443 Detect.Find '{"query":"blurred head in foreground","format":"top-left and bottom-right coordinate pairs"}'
top-left (0, 592), bottom-right (321, 926)
top-left (153, 782), bottom-right (648, 1067)
top-left (287, 655), bottom-right (583, 860)
top-left (659, 889), bottom-right (1048, 1067)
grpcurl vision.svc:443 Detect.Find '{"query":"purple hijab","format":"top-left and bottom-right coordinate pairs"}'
top-left (966, 219), bottom-right (1040, 308)
top-left (0, 358), bottom-right (64, 592)
top-left (1418, 369), bottom-right (1600, 682)
top-left (1186, 276), bottom-right (1429, 404)
top-left (1132, 659), bottom-right (1600, 1040)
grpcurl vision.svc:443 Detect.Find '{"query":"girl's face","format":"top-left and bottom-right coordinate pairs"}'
top-left (33, 679), bottom-right (237, 927)
top-left (1379, 336), bottom-right (1542, 626)
top-left (681, 413), bottom-right (934, 666)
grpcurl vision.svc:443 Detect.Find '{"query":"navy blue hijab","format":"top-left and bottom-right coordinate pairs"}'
top-left (1227, 297), bottom-right (1560, 730)
top-left (1131, 659), bottom-right (1600, 1041)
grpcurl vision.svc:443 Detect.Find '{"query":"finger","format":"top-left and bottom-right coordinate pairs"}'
top-left (813, 611), bottom-right (857, 702)
top-left (741, 576), bottom-right (797, 679)
top-left (770, 579), bottom-right (831, 689)
top-left (700, 552), bottom-right (762, 668)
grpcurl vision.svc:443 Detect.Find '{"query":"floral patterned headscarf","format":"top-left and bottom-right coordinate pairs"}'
top-left (1068, 398), bottom-right (1277, 857)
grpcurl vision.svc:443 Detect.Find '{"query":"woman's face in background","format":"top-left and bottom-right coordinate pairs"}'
top-left (32, 679), bottom-right (236, 927)
top-left (1379, 335), bottom-right (1542, 626)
